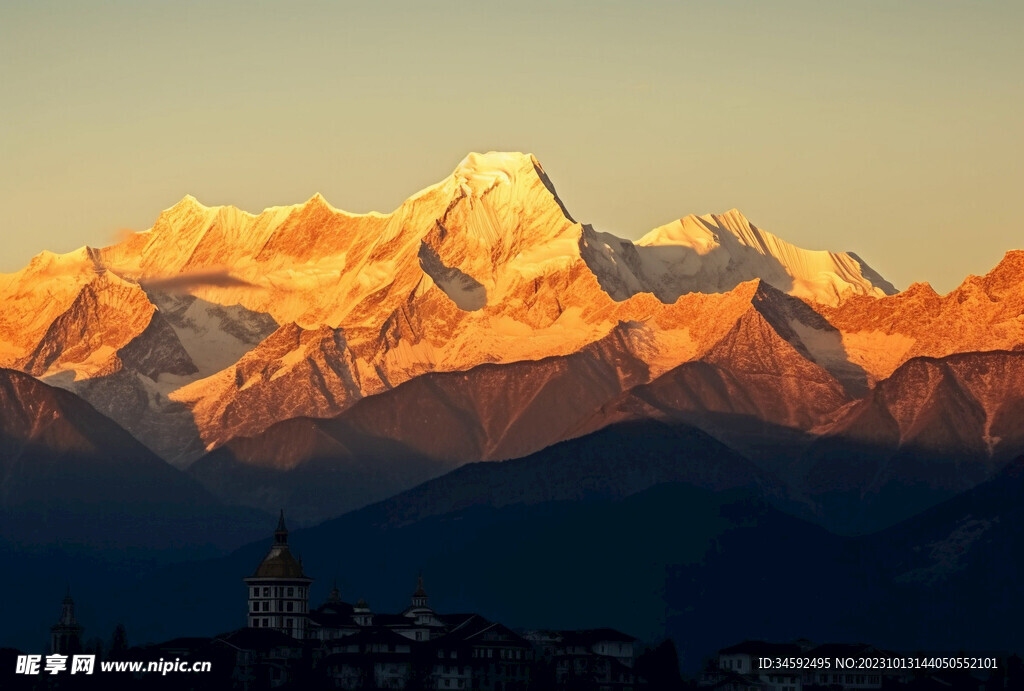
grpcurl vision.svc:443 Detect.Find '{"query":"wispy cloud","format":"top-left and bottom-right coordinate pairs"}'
top-left (110, 227), bottom-right (141, 244)
top-left (140, 269), bottom-right (257, 294)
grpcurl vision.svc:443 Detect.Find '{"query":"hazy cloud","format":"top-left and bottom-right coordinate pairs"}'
top-left (141, 269), bottom-right (257, 294)
top-left (110, 227), bottom-right (141, 244)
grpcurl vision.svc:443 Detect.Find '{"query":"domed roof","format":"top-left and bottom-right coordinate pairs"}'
top-left (252, 545), bottom-right (307, 578)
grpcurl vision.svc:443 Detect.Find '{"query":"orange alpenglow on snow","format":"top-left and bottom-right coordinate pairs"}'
top-left (1, 152), bottom-right (1021, 480)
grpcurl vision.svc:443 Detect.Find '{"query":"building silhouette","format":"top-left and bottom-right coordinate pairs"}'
top-left (50, 588), bottom-right (84, 655)
top-left (21, 512), bottom-right (646, 689)
top-left (244, 510), bottom-right (312, 640)
top-left (229, 511), bottom-right (642, 689)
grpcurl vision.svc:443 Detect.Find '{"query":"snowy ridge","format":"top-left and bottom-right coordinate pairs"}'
top-left (581, 208), bottom-right (897, 306)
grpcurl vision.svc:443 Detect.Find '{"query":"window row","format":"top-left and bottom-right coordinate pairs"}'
top-left (251, 618), bottom-right (299, 630)
top-left (249, 601), bottom-right (306, 613)
top-left (470, 648), bottom-right (526, 660)
top-left (251, 586), bottom-right (306, 598)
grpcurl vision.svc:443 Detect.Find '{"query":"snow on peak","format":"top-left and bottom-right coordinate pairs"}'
top-left (167, 194), bottom-right (209, 214)
top-left (305, 192), bottom-right (331, 209)
top-left (581, 209), bottom-right (895, 306)
top-left (451, 151), bottom-right (543, 199)
top-left (638, 209), bottom-right (761, 250)
top-left (455, 150), bottom-right (537, 173)
top-left (399, 151), bottom-right (578, 258)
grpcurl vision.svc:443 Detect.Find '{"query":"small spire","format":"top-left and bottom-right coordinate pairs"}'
top-left (328, 579), bottom-right (341, 603)
top-left (274, 510), bottom-right (288, 545)
top-left (413, 572), bottom-right (427, 598)
top-left (58, 588), bottom-right (78, 626)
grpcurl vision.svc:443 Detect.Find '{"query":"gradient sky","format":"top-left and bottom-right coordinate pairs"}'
top-left (1, 1), bottom-right (1021, 292)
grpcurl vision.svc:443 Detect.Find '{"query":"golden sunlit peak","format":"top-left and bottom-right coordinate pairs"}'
top-left (303, 192), bottom-right (333, 209)
top-left (167, 194), bottom-right (209, 213)
top-left (455, 151), bottom-right (537, 170)
top-left (450, 151), bottom-right (551, 202)
top-left (452, 152), bottom-right (544, 183)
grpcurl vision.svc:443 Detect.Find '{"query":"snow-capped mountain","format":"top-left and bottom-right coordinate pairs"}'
top-left (1, 151), bottom-right (1022, 524)
top-left (582, 207), bottom-right (896, 304)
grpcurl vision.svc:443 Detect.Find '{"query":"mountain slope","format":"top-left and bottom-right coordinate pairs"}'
top-left (0, 367), bottom-right (265, 549)
top-left (796, 350), bottom-right (1024, 532)
top-left (170, 276), bottom-right (768, 457)
top-left (818, 250), bottom-right (1024, 381)
top-left (17, 270), bottom-right (194, 381)
top-left (840, 454), bottom-right (1024, 651)
top-left (1, 264), bottom-right (278, 466)
top-left (0, 368), bottom-right (274, 651)
top-left (571, 282), bottom-right (855, 470)
top-left (184, 279), bottom-right (869, 519)
top-left (186, 325), bottom-right (656, 522)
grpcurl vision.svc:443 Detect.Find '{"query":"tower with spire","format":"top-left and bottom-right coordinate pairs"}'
top-left (50, 588), bottom-right (84, 655)
top-left (402, 573), bottom-right (443, 627)
top-left (244, 510), bottom-right (313, 640)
